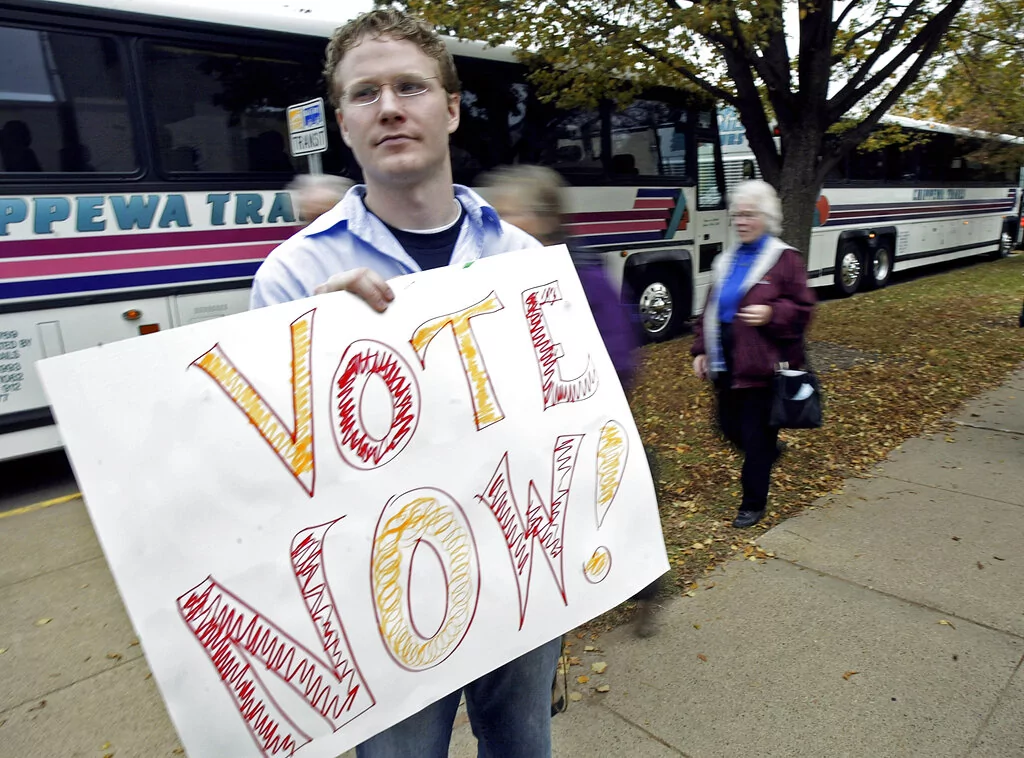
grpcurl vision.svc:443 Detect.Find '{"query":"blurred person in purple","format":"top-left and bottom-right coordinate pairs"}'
top-left (481, 164), bottom-right (663, 638)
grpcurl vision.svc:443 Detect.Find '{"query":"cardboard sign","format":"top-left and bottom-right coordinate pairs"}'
top-left (39, 246), bottom-right (668, 758)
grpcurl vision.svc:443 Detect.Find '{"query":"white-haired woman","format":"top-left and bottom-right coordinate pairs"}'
top-left (691, 180), bottom-right (816, 528)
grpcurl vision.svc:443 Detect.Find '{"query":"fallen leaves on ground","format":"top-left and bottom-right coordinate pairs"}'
top-left (34, 618), bottom-right (52, 627)
top-left (842, 671), bottom-right (859, 680)
top-left (582, 256), bottom-right (1024, 633)
top-left (591, 662), bottom-right (608, 674)
top-left (938, 620), bottom-right (957, 629)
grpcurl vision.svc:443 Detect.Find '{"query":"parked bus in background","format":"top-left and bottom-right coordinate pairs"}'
top-left (0, 0), bottom-right (730, 460)
top-left (717, 107), bottom-right (1024, 295)
top-left (8, 1), bottom-right (1015, 461)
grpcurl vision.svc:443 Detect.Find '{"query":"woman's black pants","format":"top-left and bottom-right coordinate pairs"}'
top-left (714, 380), bottom-right (779, 512)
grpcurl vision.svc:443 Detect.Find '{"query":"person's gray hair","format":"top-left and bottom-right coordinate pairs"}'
top-left (729, 179), bottom-right (782, 236)
top-left (477, 164), bottom-right (567, 243)
top-left (478, 165), bottom-right (565, 215)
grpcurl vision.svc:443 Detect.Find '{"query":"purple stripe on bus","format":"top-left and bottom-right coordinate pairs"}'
top-left (636, 188), bottom-right (681, 198)
top-left (569, 230), bottom-right (663, 246)
top-left (823, 205), bottom-right (1013, 226)
top-left (827, 202), bottom-right (1014, 220)
top-left (828, 199), bottom-right (1013, 212)
top-left (0, 262), bottom-right (260, 301)
top-left (0, 225), bottom-right (300, 259)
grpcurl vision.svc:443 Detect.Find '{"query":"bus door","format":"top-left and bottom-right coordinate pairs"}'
top-left (692, 136), bottom-right (729, 310)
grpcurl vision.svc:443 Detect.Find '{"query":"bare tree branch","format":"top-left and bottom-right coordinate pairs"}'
top-left (822, 12), bottom-right (958, 182)
top-left (833, 0), bottom-right (866, 30)
top-left (833, 15), bottom-right (888, 63)
top-left (829, 0), bottom-right (967, 120)
top-left (629, 36), bottom-right (735, 102)
top-left (831, 0), bottom-right (927, 97)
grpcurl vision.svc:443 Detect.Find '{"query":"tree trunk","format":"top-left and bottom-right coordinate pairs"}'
top-left (775, 132), bottom-right (824, 258)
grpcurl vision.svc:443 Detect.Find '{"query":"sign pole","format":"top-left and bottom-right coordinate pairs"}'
top-left (287, 97), bottom-right (328, 173)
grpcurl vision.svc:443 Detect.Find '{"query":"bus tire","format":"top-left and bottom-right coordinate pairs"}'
top-left (633, 267), bottom-right (686, 343)
top-left (866, 239), bottom-right (893, 289)
top-left (992, 224), bottom-right (1014, 259)
top-left (834, 241), bottom-right (864, 296)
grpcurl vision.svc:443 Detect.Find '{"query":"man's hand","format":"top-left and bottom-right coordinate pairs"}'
top-left (692, 354), bottom-right (709, 381)
top-left (737, 304), bottom-right (772, 326)
top-left (314, 268), bottom-right (395, 312)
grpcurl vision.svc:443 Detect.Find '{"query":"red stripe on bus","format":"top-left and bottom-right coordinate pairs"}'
top-left (0, 243), bottom-right (276, 280)
top-left (633, 199), bottom-right (675, 209)
top-left (0, 225), bottom-right (299, 259)
top-left (565, 221), bottom-right (667, 235)
top-left (564, 210), bottom-right (671, 223)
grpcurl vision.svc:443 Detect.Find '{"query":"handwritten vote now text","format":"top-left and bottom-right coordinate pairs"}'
top-left (179, 282), bottom-right (631, 756)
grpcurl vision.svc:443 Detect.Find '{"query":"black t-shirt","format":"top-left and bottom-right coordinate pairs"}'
top-left (385, 206), bottom-right (467, 271)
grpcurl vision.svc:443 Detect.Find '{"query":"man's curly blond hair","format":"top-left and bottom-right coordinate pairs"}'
top-left (323, 9), bottom-right (460, 108)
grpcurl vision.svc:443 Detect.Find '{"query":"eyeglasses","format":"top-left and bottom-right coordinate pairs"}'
top-left (342, 76), bottom-right (441, 107)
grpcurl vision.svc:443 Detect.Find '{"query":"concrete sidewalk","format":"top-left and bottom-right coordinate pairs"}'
top-left (1, 370), bottom-right (1022, 758)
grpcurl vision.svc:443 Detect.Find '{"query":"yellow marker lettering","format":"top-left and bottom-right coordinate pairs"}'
top-left (410, 293), bottom-right (504, 430)
top-left (192, 310), bottom-right (315, 495)
top-left (371, 489), bottom-right (479, 670)
top-left (595, 420), bottom-right (628, 527)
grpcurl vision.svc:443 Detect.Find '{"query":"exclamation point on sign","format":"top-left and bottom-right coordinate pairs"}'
top-left (583, 420), bottom-right (628, 584)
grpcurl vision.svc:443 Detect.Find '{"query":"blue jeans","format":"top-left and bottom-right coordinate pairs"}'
top-left (355, 637), bottom-right (562, 758)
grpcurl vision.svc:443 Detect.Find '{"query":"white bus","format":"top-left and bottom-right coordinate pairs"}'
top-left (716, 109), bottom-right (1024, 294)
top-left (0, 0), bottom-right (731, 460)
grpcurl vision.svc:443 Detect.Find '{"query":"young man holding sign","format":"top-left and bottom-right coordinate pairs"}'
top-left (250, 9), bottom-right (560, 757)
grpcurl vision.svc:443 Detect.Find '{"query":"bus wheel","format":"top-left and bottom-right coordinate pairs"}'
top-left (994, 227), bottom-right (1014, 259)
top-left (835, 241), bottom-right (864, 296)
top-left (636, 270), bottom-right (683, 342)
top-left (866, 242), bottom-right (893, 289)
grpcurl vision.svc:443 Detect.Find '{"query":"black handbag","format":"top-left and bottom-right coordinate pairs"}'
top-left (769, 362), bottom-right (823, 429)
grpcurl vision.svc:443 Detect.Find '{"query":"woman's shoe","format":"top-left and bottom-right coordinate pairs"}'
top-left (633, 599), bottom-right (657, 638)
top-left (550, 664), bottom-right (567, 715)
top-left (733, 509), bottom-right (766, 528)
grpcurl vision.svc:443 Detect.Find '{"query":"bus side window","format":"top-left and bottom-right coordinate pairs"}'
top-left (0, 25), bottom-right (136, 175)
top-left (450, 56), bottom-right (611, 184)
top-left (697, 140), bottom-right (724, 209)
top-left (141, 42), bottom-right (326, 176)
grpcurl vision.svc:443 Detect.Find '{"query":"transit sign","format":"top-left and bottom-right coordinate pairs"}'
top-left (287, 97), bottom-right (328, 157)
